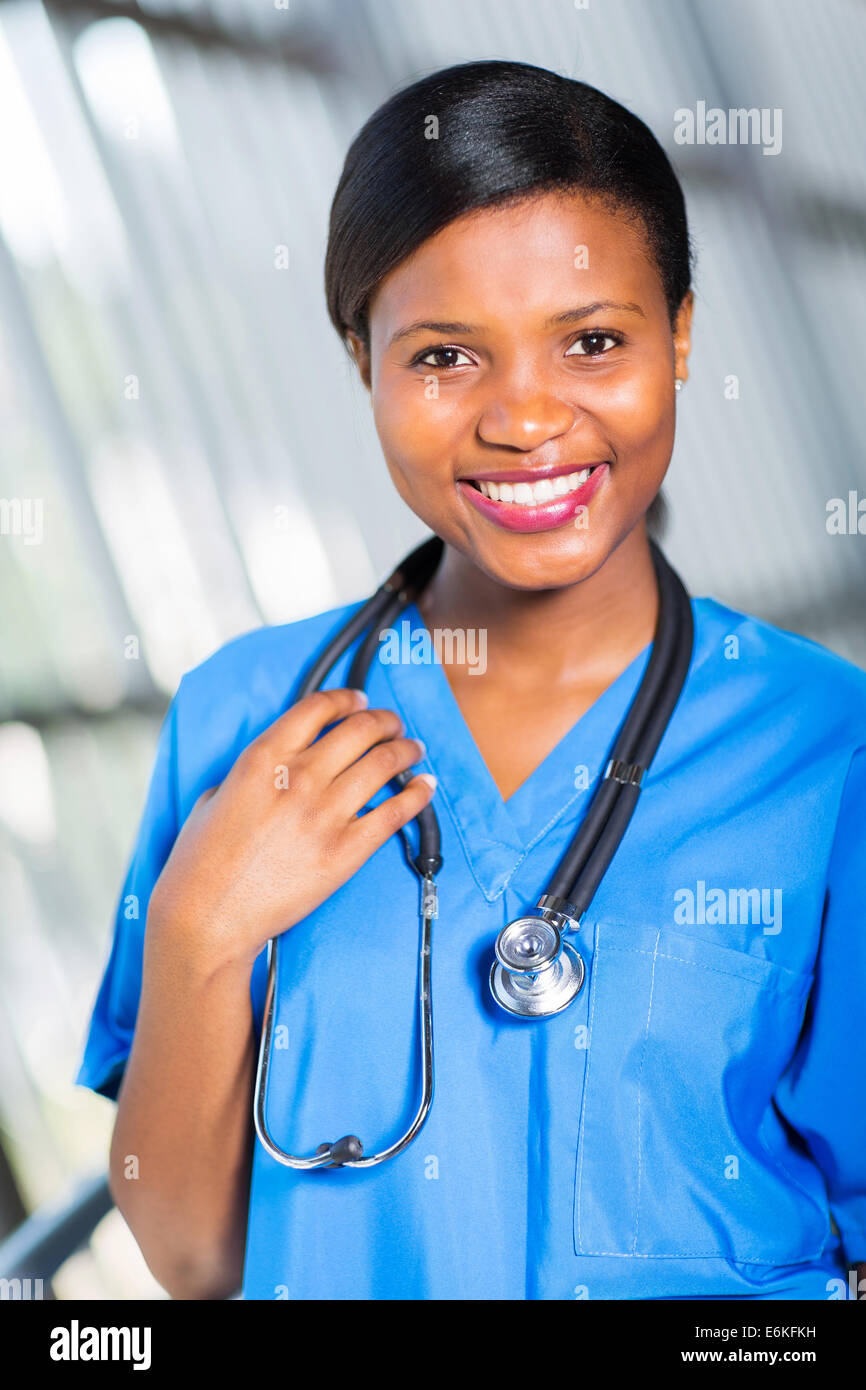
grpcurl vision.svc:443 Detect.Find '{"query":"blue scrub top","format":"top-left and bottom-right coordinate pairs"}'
top-left (76, 589), bottom-right (866, 1300)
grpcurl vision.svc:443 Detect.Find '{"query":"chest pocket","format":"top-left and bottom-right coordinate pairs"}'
top-left (573, 921), bottom-right (830, 1264)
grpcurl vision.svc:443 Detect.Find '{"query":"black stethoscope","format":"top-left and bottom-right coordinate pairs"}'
top-left (254, 535), bottom-right (694, 1169)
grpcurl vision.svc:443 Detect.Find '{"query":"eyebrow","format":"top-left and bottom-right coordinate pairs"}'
top-left (387, 301), bottom-right (645, 348)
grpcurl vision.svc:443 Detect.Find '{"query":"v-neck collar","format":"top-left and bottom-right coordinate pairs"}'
top-left (379, 599), bottom-right (654, 902)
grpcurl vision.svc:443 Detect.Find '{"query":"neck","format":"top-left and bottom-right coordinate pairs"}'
top-left (416, 525), bottom-right (659, 688)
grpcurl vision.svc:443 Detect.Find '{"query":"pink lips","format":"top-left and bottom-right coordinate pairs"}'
top-left (458, 463), bottom-right (609, 534)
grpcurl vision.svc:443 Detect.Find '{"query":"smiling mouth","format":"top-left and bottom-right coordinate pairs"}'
top-left (465, 466), bottom-right (601, 507)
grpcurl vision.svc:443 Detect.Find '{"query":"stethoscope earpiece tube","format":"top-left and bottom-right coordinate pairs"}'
top-left (346, 584), bottom-right (443, 876)
top-left (253, 537), bottom-right (445, 1169)
top-left (297, 587), bottom-right (395, 700)
top-left (565, 573), bottom-right (693, 920)
top-left (544, 542), bottom-right (695, 911)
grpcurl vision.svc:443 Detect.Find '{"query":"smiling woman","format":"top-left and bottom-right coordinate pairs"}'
top-left (349, 198), bottom-right (688, 571)
top-left (75, 60), bottom-right (866, 1302)
top-left (326, 61), bottom-right (692, 564)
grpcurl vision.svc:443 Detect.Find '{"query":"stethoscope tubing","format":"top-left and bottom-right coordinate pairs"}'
top-left (563, 571), bottom-right (694, 916)
top-left (346, 586), bottom-right (443, 875)
top-left (253, 540), bottom-right (444, 1169)
top-left (547, 547), bottom-right (693, 911)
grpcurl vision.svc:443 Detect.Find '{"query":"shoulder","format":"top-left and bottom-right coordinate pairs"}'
top-left (691, 594), bottom-right (866, 750)
top-left (177, 600), bottom-right (364, 707)
top-left (168, 600), bottom-right (365, 801)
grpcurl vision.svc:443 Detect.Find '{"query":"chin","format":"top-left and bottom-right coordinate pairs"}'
top-left (462, 529), bottom-right (617, 592)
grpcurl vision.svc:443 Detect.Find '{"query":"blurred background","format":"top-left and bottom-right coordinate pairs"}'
top-left (0, 0), bottom-right (864, 1298)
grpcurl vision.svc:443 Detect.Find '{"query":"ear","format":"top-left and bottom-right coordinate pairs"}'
top-left (346, 330), bottom-right (372, 392)
top-left (673, 291), bottom-right (694, 386)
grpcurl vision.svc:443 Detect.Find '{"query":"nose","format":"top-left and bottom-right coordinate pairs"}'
top-left (476, 373), bottom-right (577, 452)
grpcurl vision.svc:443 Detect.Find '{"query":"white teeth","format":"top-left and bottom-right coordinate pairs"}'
top-left (474, 468), bottom-right (595, 506)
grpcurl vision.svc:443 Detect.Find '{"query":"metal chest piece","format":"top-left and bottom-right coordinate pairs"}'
top-left (489, 896), bottom-right (585, 1018)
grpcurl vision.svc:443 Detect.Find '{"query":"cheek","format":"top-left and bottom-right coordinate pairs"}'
top-left (599, 355), bottom-right (675, 473)
top-left (372, 374), bottom-right (462, 483)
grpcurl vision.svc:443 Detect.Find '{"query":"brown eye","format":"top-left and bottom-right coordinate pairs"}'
top-left (565, 332), bottom-right (621, 357)
top-left (415, 345), bottom-right (473, 369)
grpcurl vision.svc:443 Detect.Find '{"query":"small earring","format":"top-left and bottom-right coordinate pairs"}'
top-left (674, 378), bottom-right (684, 392)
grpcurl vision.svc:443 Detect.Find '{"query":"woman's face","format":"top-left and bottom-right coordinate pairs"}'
top-left (349, 190), bottom-right (693, 590)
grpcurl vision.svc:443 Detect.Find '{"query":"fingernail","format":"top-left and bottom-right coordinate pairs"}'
top-left (414, 739), bottom-right (427, 759)
top-left (417, 772), bottom-right (437, 791)
top-left (351, 689), bottom-right (369, 706)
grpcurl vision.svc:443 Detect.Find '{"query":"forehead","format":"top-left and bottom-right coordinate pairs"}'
top-left (368, 190), bottom-right (665, 339)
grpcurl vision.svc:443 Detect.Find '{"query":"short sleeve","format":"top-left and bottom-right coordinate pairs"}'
top-left (774, 744), bottom-right (866, 1263)
top-left (74, 687), bottom-right (182, 1101)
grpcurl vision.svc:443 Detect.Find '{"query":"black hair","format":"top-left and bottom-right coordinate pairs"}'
top-left (325, 59), bottom-right (693, 538)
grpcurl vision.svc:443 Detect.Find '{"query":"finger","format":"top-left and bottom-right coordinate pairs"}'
top-left (299, 706), bottom-right (406, 782)
top-left (247, 687), bottom-right (369, 761)
top-left (344, 773), bottom-right (438, 858)
top-left (328, 736), bottom-right (427, 814)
